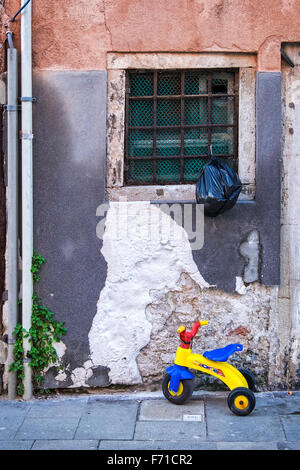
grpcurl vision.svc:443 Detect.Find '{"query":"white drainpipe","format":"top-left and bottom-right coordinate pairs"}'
top-left (6, 32), bottom-right (18, 400)
top-left (21, 1), bottom-right (33, 400)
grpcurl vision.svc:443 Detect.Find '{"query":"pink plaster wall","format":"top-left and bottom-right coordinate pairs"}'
top-left (2, 0), bottom-right (300, 71)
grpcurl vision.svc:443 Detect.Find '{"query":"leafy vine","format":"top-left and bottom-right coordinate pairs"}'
top-left (9, 250), bottom-right (67, 396)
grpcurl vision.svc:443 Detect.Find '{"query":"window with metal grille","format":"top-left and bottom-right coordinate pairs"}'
top-left (124, 69), bottom-right (239, 186)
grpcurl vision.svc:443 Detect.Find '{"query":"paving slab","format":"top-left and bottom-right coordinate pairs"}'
top-left (247, 393), bottom-right (282, 415)
top-left (99, 440), bottom-right (217, 450)
top-left (32, 439), bottom-right (98, 450)
top-left (0, 416), bottom-right (26, 440)
top-left (27, 397), bottom-right (88, 418)
top-left (134, 421), bottom-right (206, 441)
top-left (206, 396), bottom-right (286, 442)
top-left (273, 394), bottom-right (300, 415)
top-left (139, 399), bottom-right (205, 422)
top-left (0, 400), bottom-right (30, 418)
top-left (0, 440), bottom-right (33, 450)
top-left (277, 441), bottom-right (300, 450)
top-left (216, 441), bottom-right (278, 450)
top-left (75, 400), bottom-right (138, 440)
top-left (280, 415), bottom-right (300, 441)
top-left (15, 417), bottom-right (79, 440)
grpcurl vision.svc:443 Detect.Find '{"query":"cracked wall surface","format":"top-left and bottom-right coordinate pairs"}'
top-left (0, 68), bottom-right (283, 392)
top-left (138, 274), bottom-right (279, 390)
top-left (2, 1), bottom-right (299, 393)
top-left (87, 202), bottom-right (282, 390)
top-left (89, 202), bottom-right (209, 385)
top-left (239, 230), bottom-right (260, 283)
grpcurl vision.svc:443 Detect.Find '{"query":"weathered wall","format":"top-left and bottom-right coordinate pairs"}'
top-left (2, 1), bottom-right (300, 72)
top-left (20, 67), bottom-right (282, 392)
top-left (138, 276), bottom-right (279, 390)
top-left (0, 1), bottom-right (299, 393)
top-left (29, 0), bottom-right (300, 72)
top-left (89, 201), bottom-right (280, 390)
top-left (280, 45), bottom-right (300, 389)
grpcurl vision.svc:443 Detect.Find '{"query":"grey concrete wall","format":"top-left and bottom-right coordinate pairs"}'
top-left (33, 71), bottom-right (109, 387)
top-left (191, 72), bottom-right (281, 292)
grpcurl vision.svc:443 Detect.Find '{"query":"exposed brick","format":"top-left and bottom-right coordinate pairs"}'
top-left (227, 326), bottom-right (250, 337)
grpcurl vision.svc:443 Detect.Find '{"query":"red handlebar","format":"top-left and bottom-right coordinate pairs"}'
top-left (178, 322), bottom-right (200, 349)
top-left (177, 321), bottom-right (208, 349)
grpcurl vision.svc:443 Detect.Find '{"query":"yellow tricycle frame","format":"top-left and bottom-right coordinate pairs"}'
top-left (174, 346), bottom-right (248, 390)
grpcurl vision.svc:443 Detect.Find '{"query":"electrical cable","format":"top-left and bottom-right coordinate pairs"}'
top-left (10, 0), bottom-right (31, 23)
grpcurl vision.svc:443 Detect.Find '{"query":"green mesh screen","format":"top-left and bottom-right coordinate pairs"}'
top-left (158, 72), bottom-right (181, 95)
top-left (126, 70), bottom-right (237, 185)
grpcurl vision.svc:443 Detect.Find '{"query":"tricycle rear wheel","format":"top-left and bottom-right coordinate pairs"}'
top-left (238, 368), bottom-right (256, 391)
top-left (162, 373), bottom-right (193, 405)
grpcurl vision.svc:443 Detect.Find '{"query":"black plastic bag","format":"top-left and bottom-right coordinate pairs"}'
top-left (195, 147), bottom-right (242, 217)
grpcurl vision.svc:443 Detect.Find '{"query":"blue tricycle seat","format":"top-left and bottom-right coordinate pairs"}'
top-left (203, 343), bottom-right (243, 362)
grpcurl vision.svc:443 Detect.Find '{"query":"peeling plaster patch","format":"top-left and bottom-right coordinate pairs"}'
top-left (70, 365), bottom-right (93, 388)
top-left (235, 276), bottom-right (249, 295)
top-left (53, 340), bottom-right (67, 362)
top-left (55, 357), bottom-right (95, 388)
top-left (50, 340), bottom-right (68, 381)
top-left (239, 230), bottom-right (260, 283)
top-left (51, 341), bottom-right (101, 389)
top-left (55, 371), bottom-right (67, 382)
top-left (89, 202), bottom-right (210, 385)
top-left (43, 338), bottom-right (76, 387)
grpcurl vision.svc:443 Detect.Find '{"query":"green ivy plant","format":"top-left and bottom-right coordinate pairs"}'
top-left (9, 250), bottom-right (67, 396)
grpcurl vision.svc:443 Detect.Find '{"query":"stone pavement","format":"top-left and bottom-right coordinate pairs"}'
top-left (0, 390), bottom-right (299, 451)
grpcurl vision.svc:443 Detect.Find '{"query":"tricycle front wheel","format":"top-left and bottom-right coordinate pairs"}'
top-left (162, 374), bottom-right (193, 405)
top-left (227, 387), bottom-right (256, 416)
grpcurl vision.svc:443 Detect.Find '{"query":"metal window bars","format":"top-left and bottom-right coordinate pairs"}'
top-left (124, 69), bottom-right (239, 186)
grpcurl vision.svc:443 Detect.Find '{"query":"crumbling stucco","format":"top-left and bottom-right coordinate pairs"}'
top-left (85, 201), bottom-right (285, 390)
top-left (106, 69), bottom-right (126, 189)
top-left (107, 52), bottom-right (257, 71)
top-left (238, 67), bottom-right (256, 192)
top-left (239, 230), bottom-right (260, 283)
top-left (137, 272), bottom-right (279, 389)
top-left (89, 202), bottom-right (210, 385)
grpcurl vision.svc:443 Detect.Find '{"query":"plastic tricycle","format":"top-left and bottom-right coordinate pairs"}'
top-left (162, 321), bottom-right (256, 416)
